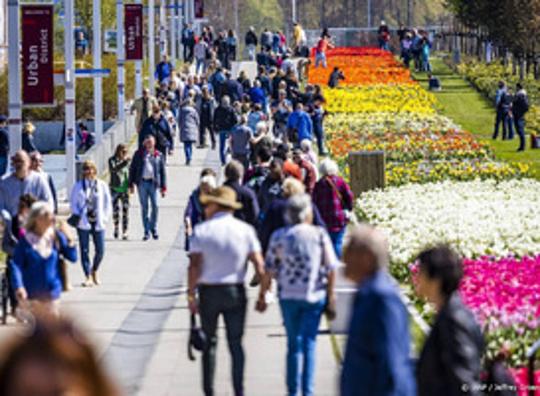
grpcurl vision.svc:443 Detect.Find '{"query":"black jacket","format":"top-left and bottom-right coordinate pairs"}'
top-left (199, 97), bottom-right (216, 125)
top-left (128, 148), bottom-right (167, 191)
top-left (0, 127), bottom-right (9, 157)
top-left (417, 293), bottom-right (484, 396)
top-left (139, 115), bottom-right (173, 154)
top-left (513, 92), bottom-right (529, 120)
top-left (224, 180), bottom-right (260, 226)
top-left (213, 105), bottom-right (237, 131)
top-left (22, 132), bottom-right (38, 154)
top-left (245, 31), bottom-right (258, 46)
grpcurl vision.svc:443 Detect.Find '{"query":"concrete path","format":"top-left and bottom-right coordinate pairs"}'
top-left (52, 144), bottom-right (340, 395)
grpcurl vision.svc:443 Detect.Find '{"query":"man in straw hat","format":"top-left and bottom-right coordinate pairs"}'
top-left (187, 186), bottom-right (265, 396)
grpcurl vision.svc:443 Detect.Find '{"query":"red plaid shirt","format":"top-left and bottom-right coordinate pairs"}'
top-left (312, 175), bottom-right (354, 232)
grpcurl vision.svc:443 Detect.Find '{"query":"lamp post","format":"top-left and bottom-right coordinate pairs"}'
top-left (93, 0), bottom-right (103, 144)
top-left (7, 0), bottom-right (22, 160)
top-left (64, 0), bottom-right (76, 193)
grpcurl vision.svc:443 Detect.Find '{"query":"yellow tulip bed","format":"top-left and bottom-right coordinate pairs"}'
top-left (324, 49), bottom-right (530, 184)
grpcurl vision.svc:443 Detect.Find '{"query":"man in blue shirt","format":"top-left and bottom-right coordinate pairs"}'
top-left (341, 225), bottom-right (416, 396)
top-left (287, 103), bottom-right (313, 146)
top-left (154, 54), bottom-right (174, 85)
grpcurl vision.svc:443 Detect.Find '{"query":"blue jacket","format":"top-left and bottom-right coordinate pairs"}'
top-left (155, 61), bottom-right (174, 83)
top-left (10, 231), bottom-right (77, 301)
top-left (341, 271), bottom-right (416, 396)
top-left (287, 110), bottom-right (313, 141)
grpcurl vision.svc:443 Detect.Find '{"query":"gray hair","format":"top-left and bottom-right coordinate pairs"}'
top-left (221, 95), bottom-right (230, 106)
top-left (319, 158), bottom-right (339, 177)
top-left (25, 201), bottom-right (53, 232)
top-left (344, 224), bottom-right (389, 270)
top-left (285, 194), bottom-right (312, 225)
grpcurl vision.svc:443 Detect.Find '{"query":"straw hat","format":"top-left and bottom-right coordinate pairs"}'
top-left (200, 186), bottom-right (242, 210)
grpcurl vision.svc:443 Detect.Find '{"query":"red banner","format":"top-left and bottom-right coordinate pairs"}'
top-left (194, 0), bottom-right (204, 19)
top-left (125, 4), bottom-right (143, 60)
top-left (21, 5), bottom-right (54, 105)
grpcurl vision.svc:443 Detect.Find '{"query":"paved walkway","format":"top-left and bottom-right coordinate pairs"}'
top-left (52, 144), bottom-right (339, 395)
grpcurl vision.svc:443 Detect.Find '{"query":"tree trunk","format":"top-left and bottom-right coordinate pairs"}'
top-left (519, 56), bottom-right (526, 81)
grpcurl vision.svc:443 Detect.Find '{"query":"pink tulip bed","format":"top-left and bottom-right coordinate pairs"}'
top-left (412, 255), bottom-right (540, 389)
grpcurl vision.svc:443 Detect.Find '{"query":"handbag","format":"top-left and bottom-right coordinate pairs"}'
top-left (67, 180), bottom-right (94, 228)
top-left (188, 313), bottom-right (207, 361)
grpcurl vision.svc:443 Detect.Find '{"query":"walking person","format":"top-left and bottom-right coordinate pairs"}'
top-left (0, 115), bottom-right (10, 175)
top-left (139, 106), bottom-right (174, 162)
top-left (340, 225), bottom-right (416, 396)
top-left (69, 160), bottom-right (112, 287)
top-left (257, 194), bottom-right (338, 396)
top-left (245, 26), bottom-right (258, 61)
top-left (492, 81), bottom-right (507, 140)
top-left (187, 186), bottom-right (265, 396)
top-left (154, 54), bottom-right (175, 85)
top-left (199, 87), bottom-right (217, 149)
top-left (214, 96), bottom-right (238, 166)
top-left (131, 88), bottom-right (159, 133)
top-left (227, 29), bottom-right (238, 64)
top-left (312, 158), bottom-right (354, 258)
top-left (229, 115), bottom-right (254, 170)
top-left (314, 34), bottom-right (333, 68)
top-left (416, 245), bottom-right (484, 396)
top-left (29, 152), bottom-right (58, 214)
top-left (128, 135), bottom-right (167, 241)
top-left (108, 144), bottom-right (131, 240)
top-left (0, 150), bottom-right (53, 216)
top-left (184, 169), bottom-right (217, 252)
top-left (179, 99), bottom-right (200, 166)
top-left (22, 122), bottom-right (38, 154)
top-left (9, 203), bottom-right (77, 316)
top-left (194, 38), bottom-right (208, 75)
top-left (513, 83), bottom-right (529, 152)
top-left (223, 160), bottom-right (260, 226)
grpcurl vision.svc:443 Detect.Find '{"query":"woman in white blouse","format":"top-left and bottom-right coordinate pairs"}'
top-left (70, 160), bottom-right (112, 287)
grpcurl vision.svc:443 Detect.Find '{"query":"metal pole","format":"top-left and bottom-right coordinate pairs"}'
top-left (117, 0), bottom-right (125, 121)
top-left (149, 0), bottom-right (155, 92)
top-left (64, 0), bottom-right (76, 194)
top-left (159, 0), bottom-right (166, 55)
top-left (367, 0), bottom-right (371, 28)
top-left (7, 0), bottom-right (22, 160)
top-left (135, 0), bottom-right (142, 96)
top-left (93, 0), bottom-right (103, 144)
top-left (292, 0), bottom-right (296, 23)
top-left (169, 0), bottom-right (176, 63)
top-left (234, 0), bottom-right (238, 38)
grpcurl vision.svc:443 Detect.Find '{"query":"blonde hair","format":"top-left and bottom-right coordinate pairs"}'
top-left (282, 177), bottom-right (305, 198)
top-left (82, 160), bottom-right (98, 179)
top-left (23, 122), bottom-right (36, 134)
top-left (25, 201), bottom-right (53, 233)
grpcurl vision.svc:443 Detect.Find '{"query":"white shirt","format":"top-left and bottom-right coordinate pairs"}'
top-left (191, 212), bottom-right (261, 285)
top-left (142, 152), bottom-right (154, 180)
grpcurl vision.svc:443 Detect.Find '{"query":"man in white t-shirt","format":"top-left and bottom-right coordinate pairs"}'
top-left (188, 186), bottom-right (265, 396)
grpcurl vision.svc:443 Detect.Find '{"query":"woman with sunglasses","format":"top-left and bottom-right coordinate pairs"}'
top-left (9, 202), bottom-right (77, 316)
top-left (69, 160), bottom-right (112, 287)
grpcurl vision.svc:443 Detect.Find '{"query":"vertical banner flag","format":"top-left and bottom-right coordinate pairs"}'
top-left (21, 5), bottom-right (54, 105)
top-left (125, 4), bottom-right (143, 60)
top-left (194, 0), bottom-right (204, 18)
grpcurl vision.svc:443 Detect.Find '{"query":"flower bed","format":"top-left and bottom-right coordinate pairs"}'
top-left (325, 113), bottom-right (460, 134)
top-left (323, 85), bottom-right (437, 114)
top-left (327, 128), bottom-right (492, 162)
top-left (357, 179), bottom-right (540, 273)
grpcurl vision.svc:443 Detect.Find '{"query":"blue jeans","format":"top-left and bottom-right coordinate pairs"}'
top-left (196, 58), bottom-right (205, 75)
top-left (280, 298), bottom-right (326, 396)
top-left (329, 228), bottom-right (346, 259)
top-left (77, 225), bottom-right (105, 277)
top-left (515, 117), bottom-right (526, 150)
top-left (138, 180), bottom-right (158, 235)
top-left (314, 52), bottom-right (327, 68)
top-left (504, 113), bottom-right (515, 140)
top-left (184, 141), bottom-right (193, 164)
top-left (218, 130), bottom-right (229, 165)
top-left (0, 156), bottom-right (7, 176)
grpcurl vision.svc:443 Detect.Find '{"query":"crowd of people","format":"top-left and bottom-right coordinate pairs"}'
top-left (493, 81), bottom-right (530, 151)
top-left (0, 21), bottom-right (520, 396)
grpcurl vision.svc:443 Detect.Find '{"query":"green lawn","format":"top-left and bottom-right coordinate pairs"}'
top-left (413, 57), bottom-right (540, 179)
